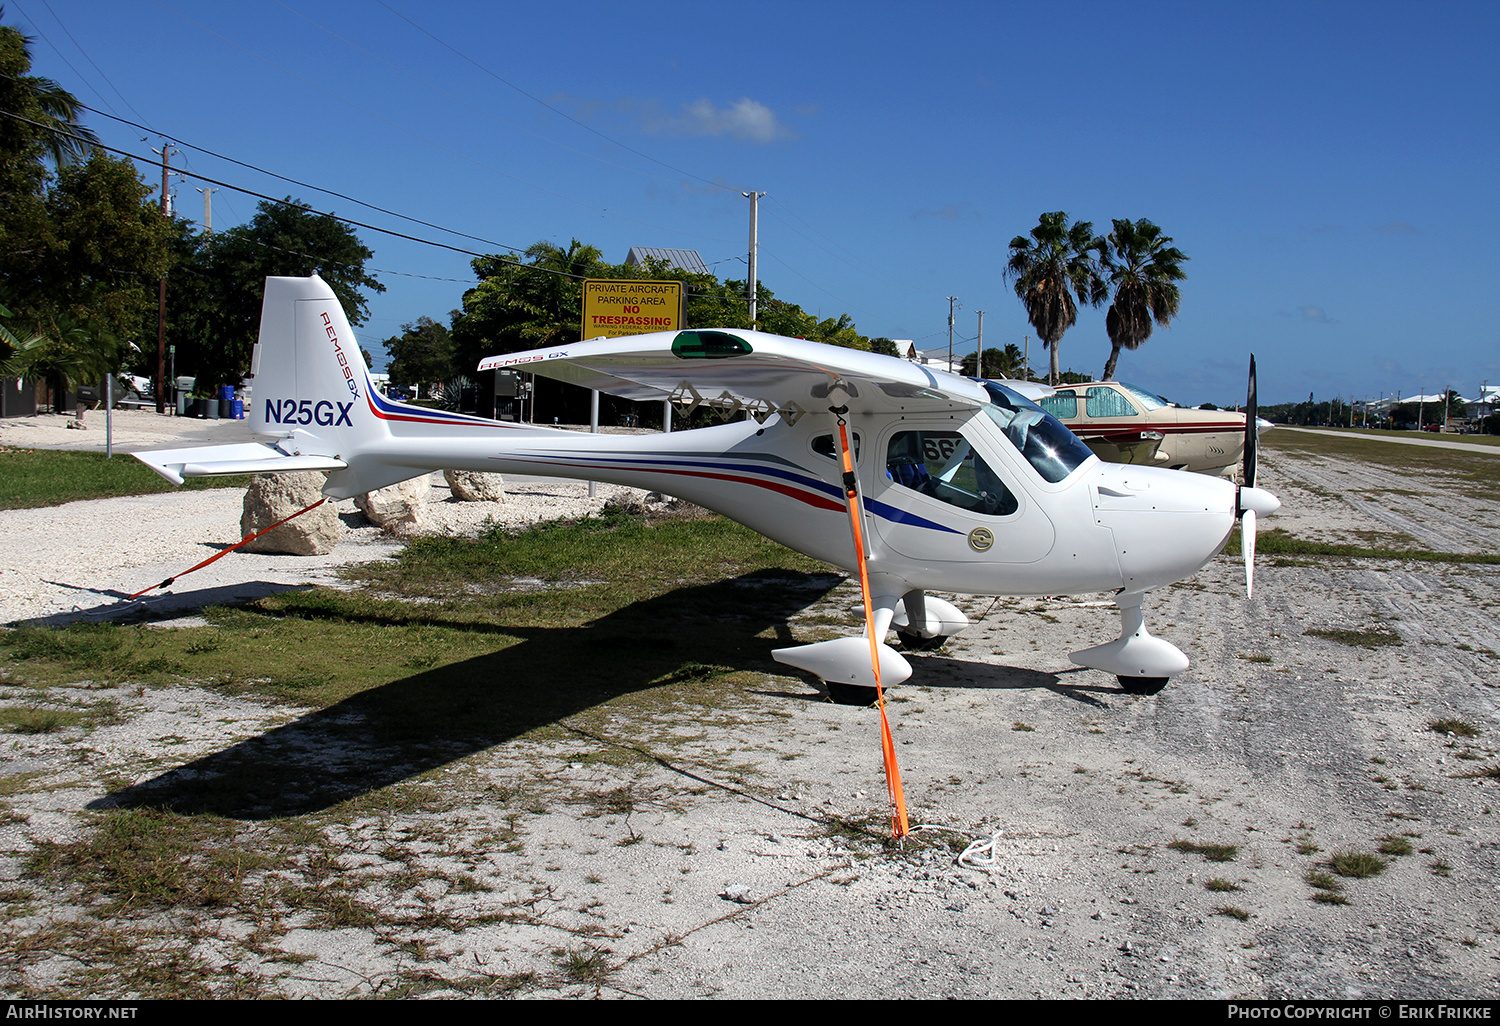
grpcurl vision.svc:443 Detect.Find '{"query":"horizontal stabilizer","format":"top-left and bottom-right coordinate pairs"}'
top-left (134, 442), bottom-right (347, 486)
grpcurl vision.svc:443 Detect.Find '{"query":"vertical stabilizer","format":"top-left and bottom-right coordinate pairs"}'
top-left (248, 275), bottom-right (382, 456)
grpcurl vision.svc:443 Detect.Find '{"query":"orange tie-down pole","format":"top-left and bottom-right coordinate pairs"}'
top-left (832, 407), bottom-right (910, 839)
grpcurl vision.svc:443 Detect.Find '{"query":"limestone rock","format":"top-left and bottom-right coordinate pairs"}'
top-left (240, 473), bottom-right (342, 555)
top-left (355, 475), bottom-right (431, 535)
top-left (444, 469), bottom-right (506, 502)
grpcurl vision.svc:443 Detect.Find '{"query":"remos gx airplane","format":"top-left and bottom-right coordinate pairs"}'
top-left (138, 276), bottom-right (1279, 701)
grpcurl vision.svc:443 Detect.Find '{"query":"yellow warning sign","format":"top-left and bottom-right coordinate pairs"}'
top-left (581, 280), bottom-right (684, 338)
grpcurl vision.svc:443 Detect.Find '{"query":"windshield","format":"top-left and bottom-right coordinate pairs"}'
top-left (980, 382), bottom-right (1095, 483)
top-left (1119, 382), bottom-right (1172, 411)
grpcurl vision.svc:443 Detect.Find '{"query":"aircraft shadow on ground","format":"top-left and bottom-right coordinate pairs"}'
top-left (17, 581), bottom-right (318, 628)
top-left (93, 570), bottom-right (844, 820)
top-left (903, 657), bottom-right (1118, 708)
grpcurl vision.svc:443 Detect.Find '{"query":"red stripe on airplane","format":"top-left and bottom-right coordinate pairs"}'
top-left (518, 458), bottom-right (846, 513)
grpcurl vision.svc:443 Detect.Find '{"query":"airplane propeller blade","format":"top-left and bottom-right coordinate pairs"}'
top-left (1243, 354), bottom-right (1258, 490)
top-left (1238, 354), bottom-right (1270, 598)
top-left (1242, 508), bottom-right (1256, 598)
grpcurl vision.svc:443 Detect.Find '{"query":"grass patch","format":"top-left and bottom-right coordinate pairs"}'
top-left (1303, 627), bottom-right (1402, 649)
top-left (0, 706), bottom-right (85, 734)
top-left (553, 946), bottom-right (612, 986)
top-left (1223, 527), bottom-right (1500, 565)
top-left (1377, 835), bottom-right (1413, 856)
top-left (0, 446), bottom-right (249, 511)
top-left (1167, 839), bottom-right (1238, 862)
top-left (1331, 850), bottom-right (1386, 878)
top-left (1305, 870), bottom-right (1342, 891)
top-left (25, 808), bottom-right (249, 912)
top-left (1212, 905), bottom-right (1251, 921)
top-left (1428, 719), bottom-right (1481, 738)
top-left (0, 624), bottom-right (184, 685)
top-left (1204, 878), bottom-right (1242, 892)
top-left (1011, 722), bottom-right (1034, 732)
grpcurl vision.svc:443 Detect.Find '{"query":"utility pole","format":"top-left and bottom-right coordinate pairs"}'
top-left (742, 191), bottom-right (765, 326)
top-left (1023, 335), bottom-right (1030, 381)
top-left (197, 186), bottom-right (217, 234)
top-left (153, 144), bottom-right (176, 414)
top-left (946, 297), bottom-right (959, 372)
top-left (975, 310), bottom-right (984, 378)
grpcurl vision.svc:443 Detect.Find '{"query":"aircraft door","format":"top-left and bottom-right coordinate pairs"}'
top-left (869, 422), bottom-right (1055, 565)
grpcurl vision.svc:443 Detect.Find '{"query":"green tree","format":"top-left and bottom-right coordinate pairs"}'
top-left (382, 315), bottom-right (456, 387)
top-left (1004, 212), bottom-right (1105, 386)
top-left (162, 198), bottom-right (384, 387)
top-left (1099, 218), bottom-right (1187, 381)
top-left (450, 240), bottom-right (604, 374)
top-left (960, 343), bottom-right (1026, 379)
top-left (39, 152), bottom-right (169, 334)
top-left (0, 20), bottom-right (98, 175)
top-left (449, 238), bottom-right (869, 423)
top-left (0, 17), bottom-right (111, 331)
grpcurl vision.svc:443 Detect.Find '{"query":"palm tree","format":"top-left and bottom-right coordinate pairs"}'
top-left (1004, 212), bottom-right (1105, 385)
top-left (0, 21), bottom-right (101, 172)
top-left (1099, 218), bottom-right (1187, 381)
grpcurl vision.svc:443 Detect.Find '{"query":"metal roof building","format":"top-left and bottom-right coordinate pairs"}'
top-left (625, 247), bottom-right (710, 275)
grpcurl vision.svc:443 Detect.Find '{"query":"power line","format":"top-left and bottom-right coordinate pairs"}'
top-left (0, 106), bottom-right (758, 307)
top-left (148, 0), bottom-right (737, 246)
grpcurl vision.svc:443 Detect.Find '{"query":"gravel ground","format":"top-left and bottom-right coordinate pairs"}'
top-left (1, 412), bottom-right (1498, 999)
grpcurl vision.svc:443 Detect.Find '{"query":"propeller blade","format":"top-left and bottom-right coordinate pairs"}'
top-left (1243, 508), bottom-right (1257, 599)
top-left (1243, 354), bottom-right (1258, 489)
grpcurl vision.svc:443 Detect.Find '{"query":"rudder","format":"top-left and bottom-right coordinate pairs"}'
top-left (248, 275), bottom-right (381, 456)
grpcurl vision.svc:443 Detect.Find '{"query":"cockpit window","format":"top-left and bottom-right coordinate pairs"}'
top-left (1118, 382), bottom-right (1172, 411)
top-left (1086, 386), bottom-right (1139, 418)
top-left (811, 432), bottom-right (861, 461)
top-left (886, 430), bottom-right (1018, 517)
top-left (981, 382), bottom-right (1095, 483)
top-left (1037, 390), bottom-right (1078, 419)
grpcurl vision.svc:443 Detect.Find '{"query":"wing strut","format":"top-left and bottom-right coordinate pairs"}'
top-left (833, 407), bottom-right (910, 839)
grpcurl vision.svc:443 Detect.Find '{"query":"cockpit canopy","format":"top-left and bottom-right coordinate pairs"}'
top-left (980, 381), bottom-right (1095, 482)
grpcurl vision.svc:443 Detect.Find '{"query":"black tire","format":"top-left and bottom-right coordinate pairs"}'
top-left (826, 681), bottom-right (878, 706)
top-left (896, 629), bottom-right (946, 652)
top-left (1117, 675), bottom-right (1169, 695)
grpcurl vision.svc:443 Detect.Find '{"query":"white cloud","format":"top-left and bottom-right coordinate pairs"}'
top-left (1376, 221), bottom-right (1420, 235)
top-left (658, 97), bottom-right (794, 143)
top-left (1297, 305), bottom-right (1335, 324)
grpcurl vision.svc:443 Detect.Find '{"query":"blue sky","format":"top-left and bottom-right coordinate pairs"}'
top-left (8, 0), bottom-right (1498, 406)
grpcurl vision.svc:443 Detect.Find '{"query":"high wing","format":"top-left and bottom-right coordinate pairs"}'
top-left (479, 329), bottom-right (995, 421)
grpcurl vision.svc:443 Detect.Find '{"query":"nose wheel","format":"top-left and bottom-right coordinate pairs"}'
top-left (1116, 675), bottom-right (1169, 695)
top-left (1071, 592), bottom-right (1189, 690)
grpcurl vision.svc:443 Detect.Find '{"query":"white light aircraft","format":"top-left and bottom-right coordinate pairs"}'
top-left (138, 276), bottom-right (1279, 701)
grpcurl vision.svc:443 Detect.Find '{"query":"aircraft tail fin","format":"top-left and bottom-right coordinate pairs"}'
top-left (247, 275), bottom-right (384, 454)
top-left (139, 275), bottom-right (550, 497)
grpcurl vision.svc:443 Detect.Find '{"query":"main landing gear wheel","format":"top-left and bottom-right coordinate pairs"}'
top-left (1117, 675), bottom-right (1169, 696)
top-left (826, 681), bottom-right (878, 706)
top-left (895, 629), bottom-right (947, 652)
